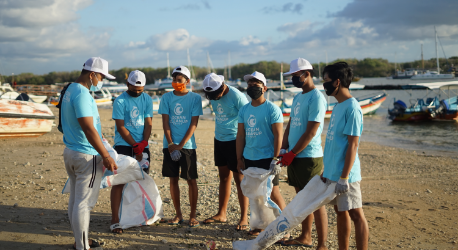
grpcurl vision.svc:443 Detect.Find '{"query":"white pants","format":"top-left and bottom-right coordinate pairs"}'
top-left (64, 147), bottom-right (103, 250)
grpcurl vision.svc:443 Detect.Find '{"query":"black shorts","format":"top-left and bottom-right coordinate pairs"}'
top-left (162, 148), bottom-right (198, 180)
top-left (243, 158), bottom-right (279, 186)
top-left (113, 145), bottom-right (150, 173)
top-left (214, 138), bottom-right (238, 173)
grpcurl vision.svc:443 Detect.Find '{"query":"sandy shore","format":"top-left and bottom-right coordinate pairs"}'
top-left (0, 106), bottom-right (457, 250)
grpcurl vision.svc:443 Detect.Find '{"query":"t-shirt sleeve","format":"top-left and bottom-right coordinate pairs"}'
top-left (343, 107), bottom-right (363, 137)
top-left (270, 104), bottom-right (284, 124)
top-left (308, 94), bottom-right (326, 122)
top-left (73, 93), bottom-right (94, 118)
top-left (238, 105), bottom-right (246, 123)
top-left (192, 94), bottom-right (203, 116)
top-left (158, 94), bottom-right (169, 115)
top-left (145, 96), bottom-right (153, 118)
top-left (112, 97), bottom-right (124, 120)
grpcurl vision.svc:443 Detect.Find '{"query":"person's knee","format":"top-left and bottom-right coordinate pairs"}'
top-left (348, 209), bottom-right (365, 223)
top-left (187, 178), bottom-right (197, 185)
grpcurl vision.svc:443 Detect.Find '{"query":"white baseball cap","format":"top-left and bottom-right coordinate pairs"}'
top-left (283, 58), bottom-right (313, 76)
top-left (243, 71), bottom-right (266, 86)
top-left (127, 70), bottom-right (146, 87)
top-left (83, 57), bottom-right (115, 79)
top-left (172, 66), bottom-right (191, 79)
top-left (202, 73), bottom-right (224, 92)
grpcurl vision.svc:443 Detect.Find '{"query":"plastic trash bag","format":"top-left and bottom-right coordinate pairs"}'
top-left (233, 176), bottom-right (337, 250)
top-left (240, 167), bottom-right (281, 230)
top-left (62, 139), bottom-right (144, 193)
top-left (118, 173), bottom-right (164, 229)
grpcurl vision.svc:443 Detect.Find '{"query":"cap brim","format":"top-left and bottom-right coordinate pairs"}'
top-left (104, 73), bottom-right (116, 80)
top-left (283, 69), bottom-right (301, 76)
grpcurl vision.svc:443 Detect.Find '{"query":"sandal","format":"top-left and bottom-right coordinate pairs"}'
top-left (203, 217), bottom-right (227, 224)
top-left (248, 229), bottom-right (263, 236)
top-left (110, 223), bottom-right (123, 234)
top-left (167, 218), bottom-right (184, 225)
top-left (188, 218), bottom-right (200, 228)
top-left (236, 224), bottom-right (249, 231)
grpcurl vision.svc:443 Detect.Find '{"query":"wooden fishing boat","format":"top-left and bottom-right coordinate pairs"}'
top-left (278, 91), bottom-right (386, 118)
top-left (0, 99), bottom-right (55, 138)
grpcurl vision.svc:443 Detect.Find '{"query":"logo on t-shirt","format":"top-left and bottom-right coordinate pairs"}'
top-left (63, 91), bottom-right (71, 103)
top-left (217, 103), bottom-right (224, 114)
top-left (174, 103), bottom-right (184, 115)
top-left (327, 114), bottom-right (335, 141)
top-left (131, 106), bottom-right (139, 119)
top-left (247, 114), bottom-right (256, 127)
top-left (294, 102), bottom-right (300, 116)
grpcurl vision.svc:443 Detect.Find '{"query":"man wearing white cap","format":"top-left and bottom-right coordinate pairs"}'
top-left (277, 58), bottom-right (329, 248)
top-left (236, 71), bottom-right (287, 237)
top-left (201, 73), bottom-right (249, 231)
top-left (109, 70), bottom-right (153, 233)
top-left (159, 66), bottom-right (203, 227)
top-left (61, 57), bottom-right (117, 250)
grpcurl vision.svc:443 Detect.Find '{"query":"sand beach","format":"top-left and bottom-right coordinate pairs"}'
top-left (0, 107), bottom-right (457, 249)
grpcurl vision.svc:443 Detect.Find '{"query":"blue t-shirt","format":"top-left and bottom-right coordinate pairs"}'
top-left (238, 100), bottom-right (283, 161)
top-left (158, 91), bottom-right (203, 149)
top-left (112, 92), bottom-right (153, 147)
top-left (211, 86), bottom-right (249, 142)
top-left (61, 83), bottom-right (102, 155)
top-left (288, 89), bottom-right (327, 158)
top-left (323, 97), bottom-right (363, 183)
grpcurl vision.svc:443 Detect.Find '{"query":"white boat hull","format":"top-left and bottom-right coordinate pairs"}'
top-left (0, 99), bottom-right (55, 138)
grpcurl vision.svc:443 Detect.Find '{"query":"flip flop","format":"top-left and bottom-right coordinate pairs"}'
top-left (110, 223), bottom-right (123, 234)
top-left (203, 217), bottom-right (227, 224)
top-left (236, 224), bottom-right (249, 231)
top-left (281, 239), bottom-right (313, 247)
top-left (168, 219), bottom-right (184, 225)
top-left (189, 219), bottom-right (200, 228)
top-left (248, 229), bottom-right (263, 236)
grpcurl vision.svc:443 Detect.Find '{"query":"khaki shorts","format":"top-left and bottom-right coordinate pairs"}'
top-left (328, 180), bottom-right (363, 212)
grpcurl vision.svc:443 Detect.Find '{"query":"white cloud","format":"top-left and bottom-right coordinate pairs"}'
top-left (147, 29), bottom-right (210, 51)
top-left (239, 35), bottom-right (261, 46)
top-left (277, 21), bottom-right (313, 37)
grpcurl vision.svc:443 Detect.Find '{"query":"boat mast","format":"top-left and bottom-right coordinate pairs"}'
top-left (228, 51), bottom-right (232, 80)
top-left (394, 53), bottom-right (397, 75)
top-left (421, 43), bottom-right (424, 70)
top-left (325, 51), bottom-right (328, 66)
top-left (435, 26), bottom-right (440, 74)
top-left (318, 61), bottom-right (321, 79)
top-left (207, 52), bottom-right (215, 74)
top-left (166, 53), bottom-right (171, 78)
top-left (187, 48), bottom-right (195, 79)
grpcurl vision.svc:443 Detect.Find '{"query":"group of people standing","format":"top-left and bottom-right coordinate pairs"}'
top-left (61, 56), bottom-right (369, 250)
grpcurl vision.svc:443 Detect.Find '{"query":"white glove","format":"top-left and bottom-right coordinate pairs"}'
top-left (170, 150), bottom-right (181, 161)
top-left (279, 149), bottom-right (287, 155)
top-left (269, 159), bottom-right (281, 175)
top-left (335, 178), bottom-right (349, 195)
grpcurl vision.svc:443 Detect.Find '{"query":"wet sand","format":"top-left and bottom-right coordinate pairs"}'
top-left (0, 107), bottom-right (457, 249)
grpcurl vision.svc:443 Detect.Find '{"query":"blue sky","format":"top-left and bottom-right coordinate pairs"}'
top-left (1, 0), bottom-right (458, 76)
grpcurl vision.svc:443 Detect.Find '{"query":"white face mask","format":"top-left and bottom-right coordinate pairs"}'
top-left (90, 74), bottom-right (103, 91)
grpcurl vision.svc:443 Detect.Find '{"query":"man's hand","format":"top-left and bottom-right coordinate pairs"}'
top-left (103, 156), bottom-right (118, 171)
top-left (320, 173), bottom-right (327, 183)
top-left (168, 143), bottom-right (182, 153)
top-left (277, 151), bottom-right (296, 167)
top-left (237, 159), bottom-right (245, 173)
top-left (135, 154), bottom-right (143, 162)
top-left (133, 140), bottom-right (148, 155)
top-left (269, 159), bottom-right (281, 175)
top-left (335, 178), bottom-right (349, 195)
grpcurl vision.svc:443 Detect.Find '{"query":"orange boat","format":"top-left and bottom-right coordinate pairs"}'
top-left (0, 99), bottom-right (55, 138)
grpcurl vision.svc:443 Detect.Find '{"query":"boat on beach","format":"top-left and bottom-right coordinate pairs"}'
top-left (50, 87), bottom-right (113, 106)
top-left (0, 99), bottom-right (55, 138)
top-left (388, 82), bottom-right (458, 122)
top-left (1, 85), bottom-right (48, 103)
top-left (268, 89), bottom-right (387, 118)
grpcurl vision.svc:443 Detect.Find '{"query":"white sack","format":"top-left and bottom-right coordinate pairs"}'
top-left (233, 176), bottom-right (337, 250)
top-left (62, 139), bottom-right (144, 194)
top-left (241, 167), bottom-right (281, 230)
top-left (118, 174), bottom-right (164, 229)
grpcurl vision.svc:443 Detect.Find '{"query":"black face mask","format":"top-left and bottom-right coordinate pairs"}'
top-left (323, 80), bottom-right (339, 96)
top-left (246, 86), bottom-right (263, 100)
top-left (127, 90), bottom-right (142, 98)
top-left (291, 73), bottom-right (305, 88)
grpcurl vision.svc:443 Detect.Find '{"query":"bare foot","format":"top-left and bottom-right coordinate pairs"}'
top-left (203, 214), bottom-right (227, 224)
top-left (248, 228), bottom-right (264, 236)
top-left (188, 218), bottom-right (200, 227)
top-left (282, 238), bottom-right (313, 247)
top-left (236, 217), bottom-right (249, 231)
top-left (167, 215), bottom-right (183, 224)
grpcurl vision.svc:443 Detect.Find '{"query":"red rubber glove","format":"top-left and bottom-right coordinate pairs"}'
top-left (277, 151), bottom-right (297, 166)
top-left (133, 140), bottom-right (148, 155)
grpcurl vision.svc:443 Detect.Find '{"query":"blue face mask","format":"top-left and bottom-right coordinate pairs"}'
top-left (89, 76), bottom-right (103, 91)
